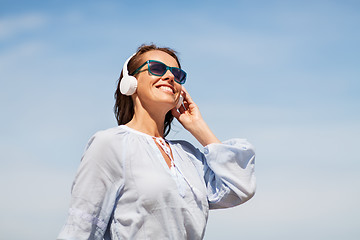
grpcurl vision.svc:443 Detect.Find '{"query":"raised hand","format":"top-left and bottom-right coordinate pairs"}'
top-left (171, 87), bottom-right (221, 146)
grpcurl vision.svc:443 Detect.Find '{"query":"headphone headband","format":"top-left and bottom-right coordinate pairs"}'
top-left (122, 53), bottom-right (136, 77)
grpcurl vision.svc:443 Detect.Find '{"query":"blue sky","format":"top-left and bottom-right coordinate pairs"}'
top-left (1, 1), bottom-right (359, 239)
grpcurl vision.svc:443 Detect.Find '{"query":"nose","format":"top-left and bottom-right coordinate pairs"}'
top-left (161, 69), bottom-right (175, 83)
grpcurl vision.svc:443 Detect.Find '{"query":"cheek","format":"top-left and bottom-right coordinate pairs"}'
top-left (136, 76), bottom-right (151, 91)
top-left (137, 74), bottom-right (158, 87)
top-left (136, 76), bottom-right (158, 98)
top-left (135, 80), bottom-right (150, 99)
top-left (175, 85), bottom-right (182, 94)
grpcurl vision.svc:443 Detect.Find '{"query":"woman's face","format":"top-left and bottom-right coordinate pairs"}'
top-left (134, 50), bottom-right (183, 111)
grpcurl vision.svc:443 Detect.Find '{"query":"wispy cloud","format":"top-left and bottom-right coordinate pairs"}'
top-left (0, 13), bottom-right (48, 40)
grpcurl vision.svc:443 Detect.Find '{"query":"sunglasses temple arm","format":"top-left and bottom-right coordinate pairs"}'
top-left (130, 61), bottom-right (148, 76)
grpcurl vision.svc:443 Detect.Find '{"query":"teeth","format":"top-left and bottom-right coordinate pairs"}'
top-left (159, 86), bottom-right (174, 93)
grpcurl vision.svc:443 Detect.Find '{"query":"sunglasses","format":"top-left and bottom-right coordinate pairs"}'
top-left (131, 60), bottom-right (187, 85)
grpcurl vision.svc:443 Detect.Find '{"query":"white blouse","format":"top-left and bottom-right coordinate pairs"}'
top-left (57, 125), bottom-right (256, 240)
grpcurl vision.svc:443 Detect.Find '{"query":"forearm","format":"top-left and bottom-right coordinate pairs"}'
top-left (186, 119), bottom-right (221, 146)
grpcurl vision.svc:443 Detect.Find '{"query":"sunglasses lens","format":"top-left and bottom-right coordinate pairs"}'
top-left (149, 62), bottom-right (167, 76)
top-left (171, 68), bottom-right (186, 84)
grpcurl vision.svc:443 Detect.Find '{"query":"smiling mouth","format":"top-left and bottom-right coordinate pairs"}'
top-left (157, 85), bottom-right (175, 94)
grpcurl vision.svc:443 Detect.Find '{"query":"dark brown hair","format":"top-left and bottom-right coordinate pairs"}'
top-left (114, 44), bottom-right (181, 137)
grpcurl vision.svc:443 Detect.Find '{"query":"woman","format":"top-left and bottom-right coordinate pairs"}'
top-left (57, 44), bottom-right (256, 240)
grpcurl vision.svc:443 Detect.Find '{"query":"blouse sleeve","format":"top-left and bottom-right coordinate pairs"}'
top-left (203, 138), bottom-right (256, 209)
top-left (57, 131), bottom-right (125, 240)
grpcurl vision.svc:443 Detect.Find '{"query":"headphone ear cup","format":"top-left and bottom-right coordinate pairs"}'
top-left (120, 53), bottom-right (137, 96)
top-left (120, 75), bottom-right (137, 96)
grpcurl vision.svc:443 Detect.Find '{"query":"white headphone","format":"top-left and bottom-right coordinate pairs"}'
top-left (120, 54), bottom-right (138, 96)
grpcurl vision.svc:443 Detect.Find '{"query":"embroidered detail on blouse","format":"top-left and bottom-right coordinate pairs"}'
top-left (153, 137), bottom-right (175, 169)
top-left (68, 208), bottom-right (107, 231)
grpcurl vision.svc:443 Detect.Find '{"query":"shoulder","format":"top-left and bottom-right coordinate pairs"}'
top-left (80, 126), bottom-right (130, 170)
top-left (81, 126), bottom-right (131, 158)
top-left (93, 125), bottom-right (128, 139)
top-left (86, 126), bottom-right (128, 146)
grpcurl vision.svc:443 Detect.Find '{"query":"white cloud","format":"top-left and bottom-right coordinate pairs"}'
top-left (0, 41), bottom-right (47, 73)
top-left (0, 13), bottom-right (48, 40)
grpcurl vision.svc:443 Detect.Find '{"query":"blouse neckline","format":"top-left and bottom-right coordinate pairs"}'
top-left (119, 125), bottom-right (168, 141)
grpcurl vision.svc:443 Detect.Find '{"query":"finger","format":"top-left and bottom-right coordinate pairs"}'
top-left (181, 87), bottom-right (195, 105)
top-left (171, 108), bottom-right (181, 119)
top-left (182, 100), bottom-right (190, 112)
top-left (178, 103), bottom-right (186, 113)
